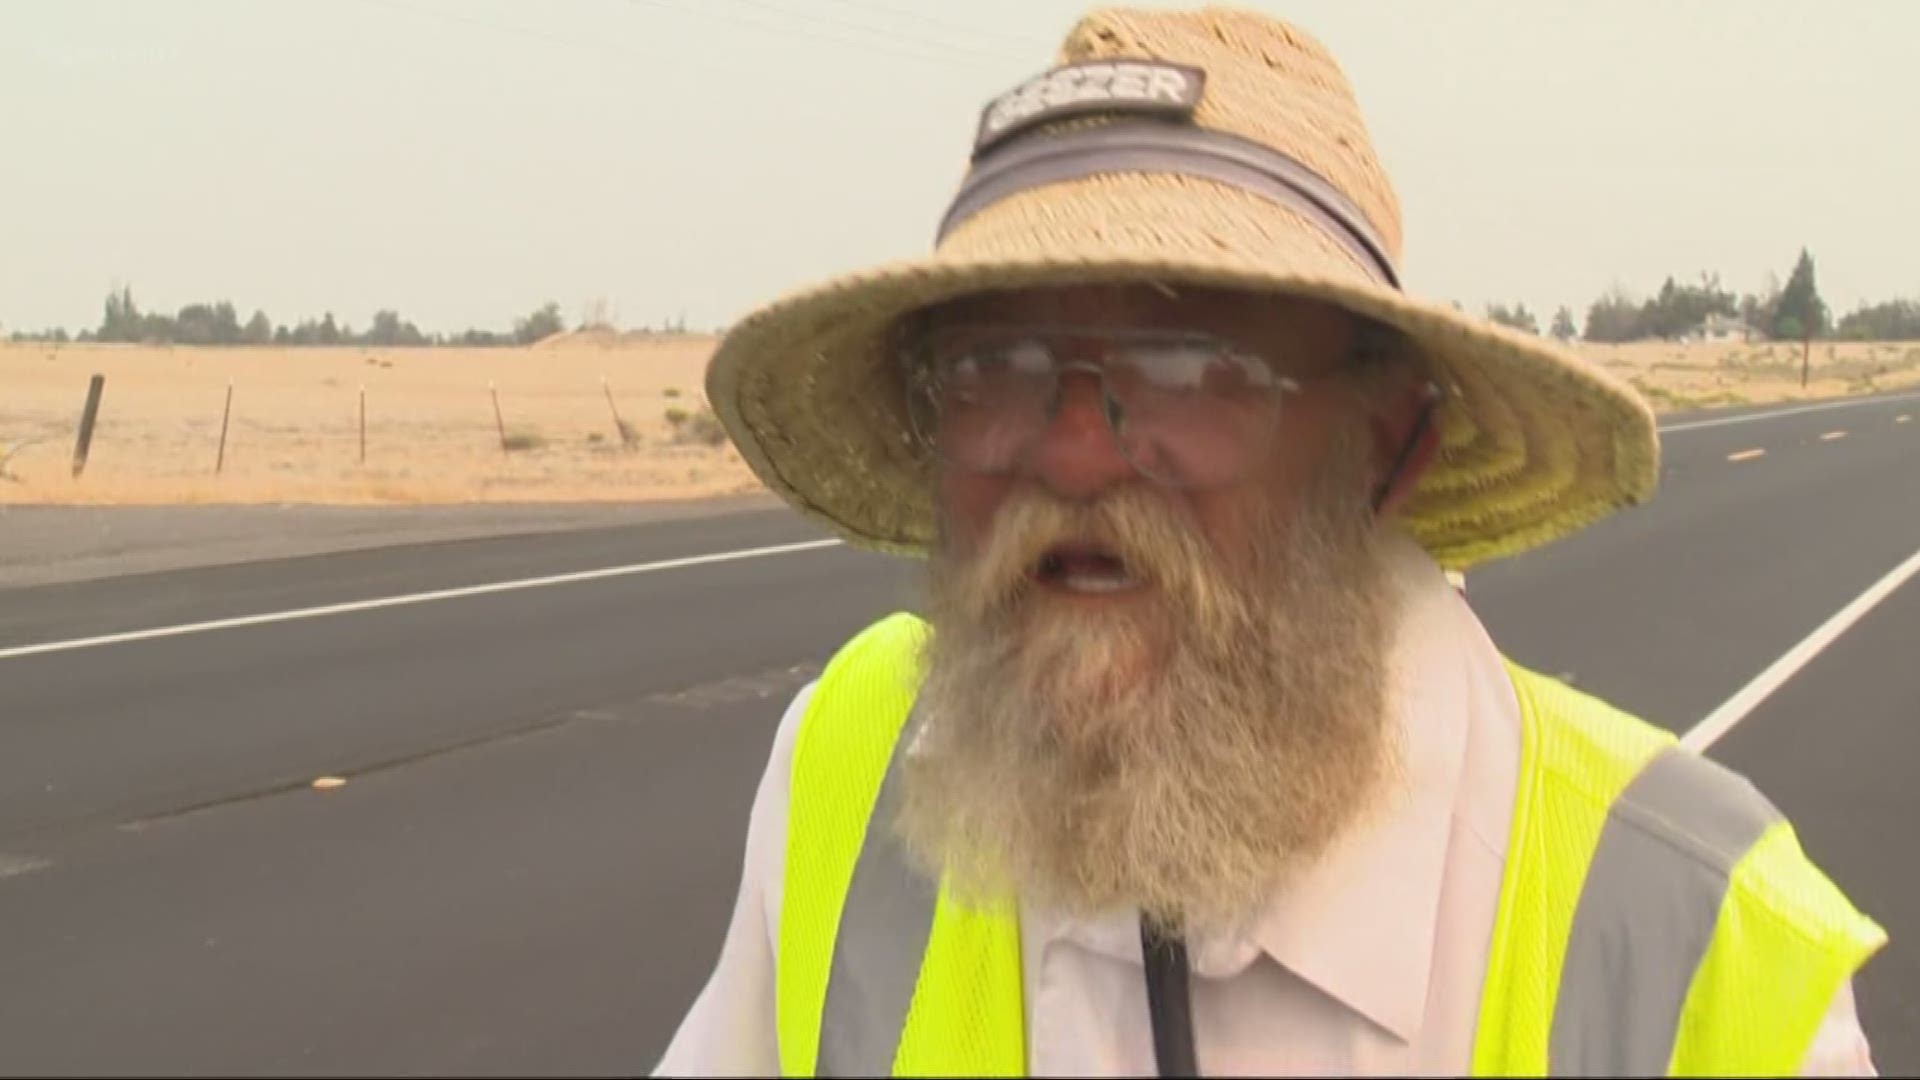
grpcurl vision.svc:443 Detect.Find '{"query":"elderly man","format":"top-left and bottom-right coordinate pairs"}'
top-left (659, 7), bottom-right (1883, 1076)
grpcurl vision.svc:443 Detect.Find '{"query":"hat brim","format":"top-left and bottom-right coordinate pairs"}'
top-left (706, 184), bottom-right (1657, 571)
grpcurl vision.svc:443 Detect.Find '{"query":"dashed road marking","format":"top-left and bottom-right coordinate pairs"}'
top-left (0, 853), bottom-right (51, 881)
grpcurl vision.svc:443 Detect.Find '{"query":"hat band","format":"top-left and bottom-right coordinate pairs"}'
top-left (935, 120), bottom-right (1401, 290)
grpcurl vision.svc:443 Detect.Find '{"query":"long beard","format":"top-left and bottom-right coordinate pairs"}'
top-left (895, 426), bottom-right (1403, 936)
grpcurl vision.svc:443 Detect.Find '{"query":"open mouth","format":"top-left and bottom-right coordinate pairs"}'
top-left (1032, 540), bottom-right (1141, 594)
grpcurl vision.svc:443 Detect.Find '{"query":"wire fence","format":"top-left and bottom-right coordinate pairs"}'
top-left (0, 341), bottom-right (756, 504)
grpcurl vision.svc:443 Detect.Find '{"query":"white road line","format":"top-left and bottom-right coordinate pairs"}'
top-left (5, 392), bottom-right (1909, 664)
top-left (0, 538), bottom-right (844, 662)
top-left (1683, 544), bottom-right (1920, 752)
top-left (1821, 430), bottom-right (1849, 441)
top-left (1727, 449), bottom-right (1766, 462)
top-left (1658, 391), bottom-right (1920, 434)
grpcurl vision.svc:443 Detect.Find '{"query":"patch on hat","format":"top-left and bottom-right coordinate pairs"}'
top-left (974, 60), bottom-right (1206, 156)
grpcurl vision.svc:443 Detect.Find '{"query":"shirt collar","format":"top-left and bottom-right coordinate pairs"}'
top-left (1035, 532), bottom-right (1485, 1043)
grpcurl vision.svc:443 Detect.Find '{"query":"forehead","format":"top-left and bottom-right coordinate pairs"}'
top-left (916, 282), bottom-right (1359, 355)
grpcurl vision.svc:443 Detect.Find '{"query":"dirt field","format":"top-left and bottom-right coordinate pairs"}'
top-left (1584, 339), bottom-right (1920, 413)
top-left (4, 334), bottom-right (1917, 506)
top-left (0, 331), bottom-right (757, 506)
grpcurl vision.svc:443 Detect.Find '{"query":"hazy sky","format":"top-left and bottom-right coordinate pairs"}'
top-left (3, 0), bottom-right (1914, 335)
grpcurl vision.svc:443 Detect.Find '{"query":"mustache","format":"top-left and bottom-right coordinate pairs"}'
top-left (904, 419), bottom-right (1399, 933)
top-left (938, 483), bottom-right (1229, 616)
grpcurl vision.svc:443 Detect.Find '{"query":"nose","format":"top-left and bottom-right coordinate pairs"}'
top-left (1024, 368), bottom-right (1137, 500)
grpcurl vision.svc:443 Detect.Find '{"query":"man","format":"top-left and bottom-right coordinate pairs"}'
top-left (661, 7), bottom-right (1884, 1076)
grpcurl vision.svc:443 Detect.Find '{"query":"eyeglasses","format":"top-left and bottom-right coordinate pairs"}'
top-left (903, 324), bottom-right (1313, 490)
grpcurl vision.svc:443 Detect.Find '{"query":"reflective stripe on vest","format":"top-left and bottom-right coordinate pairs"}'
top-left (775, 613), bottom-right (1025, 1078)
top-left (779, 613), bottom-right (1885, 1077)
top-left (1549, 742), bottom-right (1781, 1073)
top-left (817, 702), bottom-right (938, 1075)
top-left (813, 718), bottom-right (1780, 1074)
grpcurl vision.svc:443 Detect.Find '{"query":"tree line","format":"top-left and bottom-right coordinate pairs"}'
top-left (1481, 248), bottom-right (1919, 344)
top-left (10, 259), bottom-right (1916, 347)
top-left (6, 287), bottom-right (580, 347)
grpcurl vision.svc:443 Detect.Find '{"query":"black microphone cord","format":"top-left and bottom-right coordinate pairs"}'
top-left (1140, 918), bottom-right (1199, 1077)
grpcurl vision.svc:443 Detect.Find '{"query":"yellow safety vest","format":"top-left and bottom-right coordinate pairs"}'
top-left (776, 613), bottom-right (1884, 1076)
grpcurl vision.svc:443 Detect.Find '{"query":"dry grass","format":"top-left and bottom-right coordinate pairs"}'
top-left (1579, 339), bottom-right (1920, 412)
top-left (0, 337), bottom-right (758, 505)
top-left (3, 336), bottom-right (1915, 506)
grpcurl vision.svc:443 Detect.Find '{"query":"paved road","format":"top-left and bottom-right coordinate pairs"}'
top-left (0, 495), bottom-right (785, 590)
top-left (0, 391), bottom-right (1916, 1075)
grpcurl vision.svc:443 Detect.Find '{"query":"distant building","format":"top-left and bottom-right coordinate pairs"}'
top-left (1685, 314), bottom-right (1762, 343)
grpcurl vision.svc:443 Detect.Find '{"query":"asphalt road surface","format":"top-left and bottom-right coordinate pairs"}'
top-left (1, 390), bottom-right (1917, 1076)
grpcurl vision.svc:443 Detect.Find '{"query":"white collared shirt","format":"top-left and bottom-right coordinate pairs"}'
top-left (655, 537), bottom-right (1876, 1076)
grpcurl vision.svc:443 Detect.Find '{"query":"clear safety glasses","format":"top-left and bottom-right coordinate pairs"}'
top-left (904, 324), bottom-right (1312, 490)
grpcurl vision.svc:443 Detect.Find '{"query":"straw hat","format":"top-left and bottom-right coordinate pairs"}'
top-left (706, 5), bottom-right (1658, 571)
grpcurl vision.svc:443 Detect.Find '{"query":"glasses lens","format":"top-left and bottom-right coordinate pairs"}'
top-left (912, 333), bottom-right (1057, 474)
top-left (1105, 338), bottom-right (1284, 487)
top-left (909, 328), bottom-right (1288, 487)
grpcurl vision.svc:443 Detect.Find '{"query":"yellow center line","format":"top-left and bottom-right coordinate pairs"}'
top-left (1727, 448), bottom-right (1766, 462)
top-left (1821, 431), bottom-right (1848, 441)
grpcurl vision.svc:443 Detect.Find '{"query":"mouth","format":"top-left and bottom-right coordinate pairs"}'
top-left (1031, 540), bottom-right (1143, 595)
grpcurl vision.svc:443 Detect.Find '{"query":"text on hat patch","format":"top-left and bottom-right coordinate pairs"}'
top-left (975, 61), bottom-right (1206, 155)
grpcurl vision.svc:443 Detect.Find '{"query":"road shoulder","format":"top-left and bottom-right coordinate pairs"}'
top-left (0, 494), bottom-right (784, 589)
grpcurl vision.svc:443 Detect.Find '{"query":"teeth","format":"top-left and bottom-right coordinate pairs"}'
top-left (1034, 544), bottom-right (1137, 593)
top-left (1058, 567), bottom-right (1135, 593)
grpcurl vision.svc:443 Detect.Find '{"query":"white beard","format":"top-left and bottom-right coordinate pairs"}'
top-left (896, 426), bottom-right (1404, 936)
